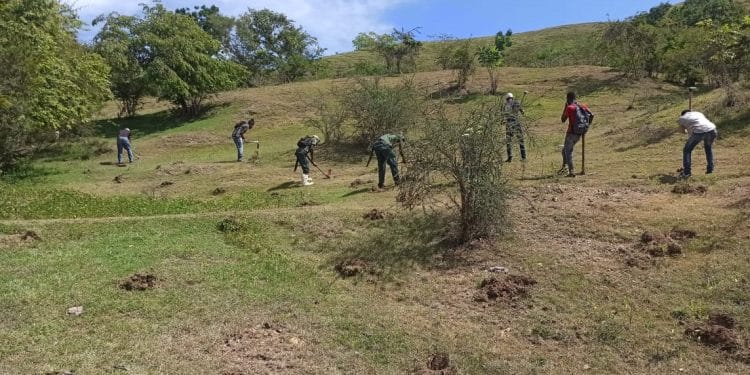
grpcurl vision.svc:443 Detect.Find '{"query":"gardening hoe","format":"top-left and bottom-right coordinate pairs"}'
top-left (521, 90), bottom-right (529, 106)
top-left (308, 155), bottom-right (331, 179)
top-left (247, 140), bottom-right (260, 162)
top-left (293, 159), bottom-right (299, 172)
top-left (688, 86), bottom-right (698, 110)
top-left (366, 150), bottom-right (374, 167)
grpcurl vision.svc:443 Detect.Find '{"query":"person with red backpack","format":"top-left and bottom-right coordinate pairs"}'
top-left (560, 91), bottom-right (593, 177)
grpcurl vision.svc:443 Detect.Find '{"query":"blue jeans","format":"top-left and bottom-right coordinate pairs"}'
top-left (233, 137), bottom-right (244, 161)
top-left (562, 133), bottom-right (581, 172)
top-left (683, 130), bottom-right (717, 175)
top-left (373, 143), bottom-right (399, 187)
top-left (117, 137), bottom-right (133, 163)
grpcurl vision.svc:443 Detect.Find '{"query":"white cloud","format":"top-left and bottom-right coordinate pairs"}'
top-left (68, 0), bottom-right (413, 54)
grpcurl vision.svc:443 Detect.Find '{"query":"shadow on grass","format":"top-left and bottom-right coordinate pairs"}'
top-left (615, 125), bottom-right (679, 152)
top-left (341, 188), bottom-right (371, 197)
top-left (519, 173), bottom-right (557, 181)
top-left (267, 181), bottom-right (299, 192)
top-left (323, 214), bottom-right (469, 278)
top-left (562, 74), bottom-right (630, 97)
top-left (93, 102), bottom-right (231, 138)
top-left (716, 108), bottom-right (750, 136)
top-left (0, 164), bottom-right (60, 183)
top-left (651, 173), bottom-right (680, 185)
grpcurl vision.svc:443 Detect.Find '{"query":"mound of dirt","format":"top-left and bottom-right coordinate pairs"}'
top-left (45, 371), bottom-right (75, 375)
top-left (0, 230), bottom-right (41, 249)
top-left (335, 259), bottom-right (369, 277)
top-left (634, 228), bottom-right (697, 260)
top-left (221, 323), bottom-right (315, 375)
top-left (156, 161), bottom-right (218, 176)
top-left (363, 209), bottom-right (385, 220)
top-left (113, 174), bottom-right (124, 183)
top-left (159, 181), bottom-right (174, 187)
top-left (217, 218), bottom-right (242, 233)
top-left (672, 183), bottom-right (708, 195)
top-left (474, 274), bottom-right (537, 303)
top-left (670, 228), bottom-right (698, 240)
top-left (119, 273), bottom-right (158, 291)
top-left (298, 200), bottom-right (320, 207)
top-left (685, 312), bottom-right (745, 354)
top-left (416, 352), bottom-right (457, 374)
top-left (350, 178), bottom-right (374, 188)
top-left (21, 230), bottom-right (40, 241)
top-left (212, 187), bottom-right (227, 196)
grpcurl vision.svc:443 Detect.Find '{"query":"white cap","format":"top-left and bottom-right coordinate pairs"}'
top-left (311, 135), bottom-right (320, 144)
top-left (505, 93), bottom-right (514, 99)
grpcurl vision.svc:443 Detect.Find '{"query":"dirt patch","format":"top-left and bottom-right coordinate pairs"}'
top-left (113, 174), bottom-right (124, 183)
top-left (217, 218), bottom-right (242, 233)
top-left (628, 228), bottom-right (698, 263)
top-left (669, 227), bottom-right (698, 240)
top-left (45, 371), bottom-right (75, 375)
top-left (335, 258), bottom-right (370, 277)
top-left (298, 200), bottom-right (320, 207)
top-left (212, 187), bottom-right (227, 196)
top-left (363, 209), bottom-right (386, 220)
top-left (685, 312), bottom-right (747, 356)
top-left (155, 161), bottom-right (218, 176)
top-left (416, 352), bottom-right (458, 374)
top-left (672, 183), bottom-right (708, 195)
top-left (0, 230), bottom-right (41, 249)
top-left (220, 323), bottom-right (315, 375)
top-left (119, 273), bottom-right (159, 291)
top-left (474, 274), bottom-right (537, 304)
top-left (159, 181), bottom-right (174, 187)
top-left (162, 133), bottom-right (225, 147)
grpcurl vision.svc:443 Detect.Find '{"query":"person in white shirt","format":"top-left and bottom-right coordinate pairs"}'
top-left (117, 127), bottom-right (134, 164)
top-left (677, 110), bottom-right (717, 177)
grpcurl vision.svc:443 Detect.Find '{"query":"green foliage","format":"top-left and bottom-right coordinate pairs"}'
top-left (351, 29), bottom-right (422, 74)
top-left (138, 4), bottom-right (244, 116)
top-left (93, 13), bottom-right (149, 117)
top-left (340, 78), bottom-right (423, 145)
top-left (0, 0), bottom-right (111, 171)
top-left (494, 29), bottom-right (513, 51)
top-left (601, 21), bottom-right (661, 77)
top-left (175, 4), bottom-right (234, 50)
top-left (477, 45), bottom-right (504, 94)
top-left (304, 93), bottom-right (348, 144)
top-left (231, 8), bottom-right (324, 84)
top-left (398, 100), bottom-right (511, 242)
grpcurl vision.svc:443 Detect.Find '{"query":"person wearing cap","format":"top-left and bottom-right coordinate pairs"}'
top-left (370, 133), bottom-right (405, 189)
top-left (295, 135), bottom-right (320, 186)
top-left (502, 92), bottom-right (526, 162)
top-left (677, 110), bottom-right (717, 178)
top-left (231, 118), bottom-right (255, 162)
top-left (117, 127), bottom-right (134, 164)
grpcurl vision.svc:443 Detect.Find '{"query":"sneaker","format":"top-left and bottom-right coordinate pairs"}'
top-left (566, 172), bottom-right (576, 178)
top-left (678, 173), bottom-right (691, 179)
top-left (505, 157), bottom-right (512, 163)
top-left (706, 170), bottom-right (713, 174)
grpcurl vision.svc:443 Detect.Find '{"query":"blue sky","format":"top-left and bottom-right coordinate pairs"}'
top-left (71, 0), bottom-right (676, 54)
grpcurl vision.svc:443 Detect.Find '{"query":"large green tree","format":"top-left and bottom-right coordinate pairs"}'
top-left (352, 28), bottom-right (422, 74)
top-left (230, 8), bottom-right (324, 84)
top-left (0, 0), bottom-right (111, 171)
top-left (176, 4), bottom-right (234, 52)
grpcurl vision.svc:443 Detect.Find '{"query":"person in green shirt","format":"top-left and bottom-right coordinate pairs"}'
top-left (368, 134), bottom-right (406, 189)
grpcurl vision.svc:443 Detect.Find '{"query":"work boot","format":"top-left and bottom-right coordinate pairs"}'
top-left (505, 157), bottom-right (512, 163)
top-left (303, 174), bottom-right (314, 186)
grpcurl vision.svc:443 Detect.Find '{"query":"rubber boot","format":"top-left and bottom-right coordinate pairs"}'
top-left (302, 174), bottom-right (313, 186)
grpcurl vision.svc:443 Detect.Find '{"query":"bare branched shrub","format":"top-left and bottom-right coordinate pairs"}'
top-left (305, 89), bottom-right (348, 144)
top-left (398, 100), bottom-right (511, 243)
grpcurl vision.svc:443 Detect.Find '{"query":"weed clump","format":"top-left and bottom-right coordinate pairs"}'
top-left (363, 209), bottom-right (385, 220)
top-left (217, 218), bottom-right (242, 233)
top-left (335, 258), bottom-right (369, 277)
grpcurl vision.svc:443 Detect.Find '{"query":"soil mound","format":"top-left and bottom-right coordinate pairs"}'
top-left (474, 274), bottom-right (537, 303)
top-left (350, 178), bottom-right (373, 188)
top-left (159, 181), bottom-right (174, 187)
top-left (363, 209), bottom-right (385, 220)
top-left (0, 230), bottom-right (41, 249)
top-left (632, 228), bottom-right (697, 261)
top-left (685, 312), bottom-right (745, 354)
top-left (672, 183), bottom-right (708, 195)
top-left (335, 259), bottom-right (369, 277)
top-left (212, 187), bottom-right (227, 196)
top-left (119, 273), bottom-right (158, 291)
top-left (416, 352), bottom-right (457, 374)
top-left (113, 174), bottom-right (124, 183)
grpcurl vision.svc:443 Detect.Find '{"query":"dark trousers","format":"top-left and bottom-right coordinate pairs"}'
top-left (295, 150), bottom-right (309, 174)
top-left (506, 121), bottom-right (526, 160)
top-left (683, 130), bottom-right (717, 175)
top-left (374, 144), bottom-right (399, 187)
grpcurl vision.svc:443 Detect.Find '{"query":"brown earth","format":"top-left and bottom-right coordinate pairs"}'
top-left (219, 323), bottom-right (315, 375)
top-left (212, 187), bottom-right (227, 196)
top-left (672, 183), bottom-right (708, 195)
top-left (335, 259), bottom-right (369, 277)
top-left (685, 312), bottom-right (745, 354)
top-left (0, 230), bottom-right (41, 249)
top-left (474, 274), bottom-right (537, 304)
top-left (119, 273), bottom-right (159, 291)
top-left (416, 352), bottom-right (458, 374)
top-left (113, 175), bottom-right (124, 183)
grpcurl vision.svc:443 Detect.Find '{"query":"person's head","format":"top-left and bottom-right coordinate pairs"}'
top-left (248, 118), bottom-right (255, 127)
top-left (124, 127), bottom-right (130, 132)
top-left (311, 135), bottom-right (320, 145)
top-left (566, 91), bottom-right (576, 104)
top-left (681, 109), bottom-right (691, 116)
top-left (505, 92), bottom-right (514, 101)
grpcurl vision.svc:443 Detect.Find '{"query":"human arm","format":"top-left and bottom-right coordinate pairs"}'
top-left (366, 149), bottom-right (373, 167)
top-left (398, 143), bottom-right (406, 163)
top-left (561, 104), bottom-right (569, 123)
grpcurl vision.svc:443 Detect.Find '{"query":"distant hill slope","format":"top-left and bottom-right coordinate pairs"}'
top-left (323, 23), bottom-right (606, 78)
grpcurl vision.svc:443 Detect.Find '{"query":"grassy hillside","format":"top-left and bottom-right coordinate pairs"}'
top-left (323, 23), bottom-right (605, 78)
top-left (1, 66), bottom-right (750, 374)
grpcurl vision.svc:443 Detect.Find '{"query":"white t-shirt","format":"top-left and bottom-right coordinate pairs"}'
top-left (678, 111), bottom-right (716, 134)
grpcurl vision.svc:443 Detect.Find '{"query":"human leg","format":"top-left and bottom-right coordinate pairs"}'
top-left (122, 139), bottom-right (134, 162)
top-left (117, 139), bottom-right (124, 164)
top-left (234, 137), bottom-right (244, 161)
top-left (386, 149), bottom-right (400, 184)
top-left (375, 147), bottom-right (387, 188)
top-left (563, 133), bottom-right (581, 174)
top-left (703, 130), bottom-right (717, 174)
top-left (682, 133), bottom-right (702, 176)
